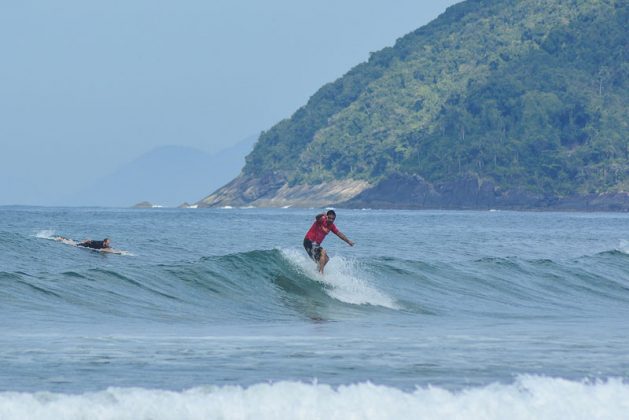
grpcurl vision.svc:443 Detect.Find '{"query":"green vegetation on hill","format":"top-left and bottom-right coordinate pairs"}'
top-left (244, 0), bottom-right (628, 196)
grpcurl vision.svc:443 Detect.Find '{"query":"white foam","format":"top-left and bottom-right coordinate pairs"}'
top-left (1, 376), bottom-right (628, 420)
top-left (101, 249), bottom-right (135, 256)
top-left (35, 231), bottom-right (77, 246)
top-left (281, 249), bottom-right (399, 309)
top-left (618, 240), bottom-right (629, 255)
top-left (35, 230), bottom-right (56, 239)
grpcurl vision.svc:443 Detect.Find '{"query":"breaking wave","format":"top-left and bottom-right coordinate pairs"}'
top-left (0, 376), bottom-right (627, 420)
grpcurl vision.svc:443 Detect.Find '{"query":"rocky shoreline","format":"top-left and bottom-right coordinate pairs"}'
top-left (338, 173), bottom-right (629, 212)
top-left (197, 172), bottom-right (370, 209)
top-left (197, 172), bottom-right (629, 212)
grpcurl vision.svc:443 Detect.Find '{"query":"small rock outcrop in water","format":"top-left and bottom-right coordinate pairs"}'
top-left (132, 201), bottom-right (154, 208)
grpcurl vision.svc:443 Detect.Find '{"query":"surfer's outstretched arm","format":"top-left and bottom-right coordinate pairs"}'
top-left (335, 231), bottom-right (354, 246)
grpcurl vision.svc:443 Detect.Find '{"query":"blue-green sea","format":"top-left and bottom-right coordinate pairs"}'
top-left (1, 207), bottom-right (629, 419)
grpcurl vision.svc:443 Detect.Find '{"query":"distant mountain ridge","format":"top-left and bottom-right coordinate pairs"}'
top-left (69, 137), bottom-right (255, 207)
top-left (200, 0), bottom-right (628, 210)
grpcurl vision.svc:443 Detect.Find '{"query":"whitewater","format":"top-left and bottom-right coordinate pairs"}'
top-left (1, 206), bottom-right (628, 419)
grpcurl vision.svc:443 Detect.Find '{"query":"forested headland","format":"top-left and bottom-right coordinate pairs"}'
top-left (200, 0), bottom-right (628, 210)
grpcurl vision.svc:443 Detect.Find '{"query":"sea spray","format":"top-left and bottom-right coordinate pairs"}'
top-left (280, 248), bottom-right (399, 309)
top-left (35, 230), bottom-right (56, 239)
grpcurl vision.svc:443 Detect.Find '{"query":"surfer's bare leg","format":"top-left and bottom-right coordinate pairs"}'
top-left (318, 249), bottom-right (329, 274)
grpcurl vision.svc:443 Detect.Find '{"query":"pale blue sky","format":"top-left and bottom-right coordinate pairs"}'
top-left (0, 0), bottom-right (460, 205)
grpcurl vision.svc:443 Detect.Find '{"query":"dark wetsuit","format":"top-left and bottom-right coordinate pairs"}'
top-left (77, 240), bottom-right (107, 250)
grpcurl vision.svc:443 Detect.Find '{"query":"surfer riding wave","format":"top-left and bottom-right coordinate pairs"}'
top-left (303, 210), bottom-right (354, 274)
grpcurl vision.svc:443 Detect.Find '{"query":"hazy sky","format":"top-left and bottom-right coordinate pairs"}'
top-left (0, 0), bottom-right (460, 205)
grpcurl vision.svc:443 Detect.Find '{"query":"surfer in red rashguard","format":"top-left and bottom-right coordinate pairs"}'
top-left (303, 210), bottom-right (354, 274)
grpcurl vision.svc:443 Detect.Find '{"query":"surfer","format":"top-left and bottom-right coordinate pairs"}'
top-left (303, 210), bottom-right (354, 274)
top-left (50, 235), bottom-right (125, 254)
top-left (77, 238), bottom-right (111, 250)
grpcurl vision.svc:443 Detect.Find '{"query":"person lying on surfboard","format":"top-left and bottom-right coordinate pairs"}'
top-left (303, 210), bottom-right (354, 274)
top-left (77, 238), bottom-right (111, 250)
top-left (52, 236), bottom-right (124, 254)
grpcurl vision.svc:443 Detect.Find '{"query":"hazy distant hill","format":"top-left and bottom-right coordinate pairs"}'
top-left (68, 137), bottom-right (255, 207)
top-left (200, 0), bottom-right (628, 210)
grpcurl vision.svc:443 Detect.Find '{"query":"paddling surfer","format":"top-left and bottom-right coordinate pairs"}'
top-left (77, 238), bottom-right (111, 250)
top-left (303, 210), bottom-right (354, 274)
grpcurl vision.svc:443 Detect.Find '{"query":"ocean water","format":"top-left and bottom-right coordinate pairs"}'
top-left (1, 206), bottom-right (629, 419)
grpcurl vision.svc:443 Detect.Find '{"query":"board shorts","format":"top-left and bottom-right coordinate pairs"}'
top-left (303, 238), bottom-right (322, 262)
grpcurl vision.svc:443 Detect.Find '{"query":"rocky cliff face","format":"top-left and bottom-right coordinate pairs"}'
top-left (337, 173), bottom-right (629, 211)
top-left (197, 172), bottom-right (371, 208)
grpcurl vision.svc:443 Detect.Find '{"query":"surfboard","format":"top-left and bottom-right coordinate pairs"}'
top-left (97, 248), bottom-right (127, 255)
